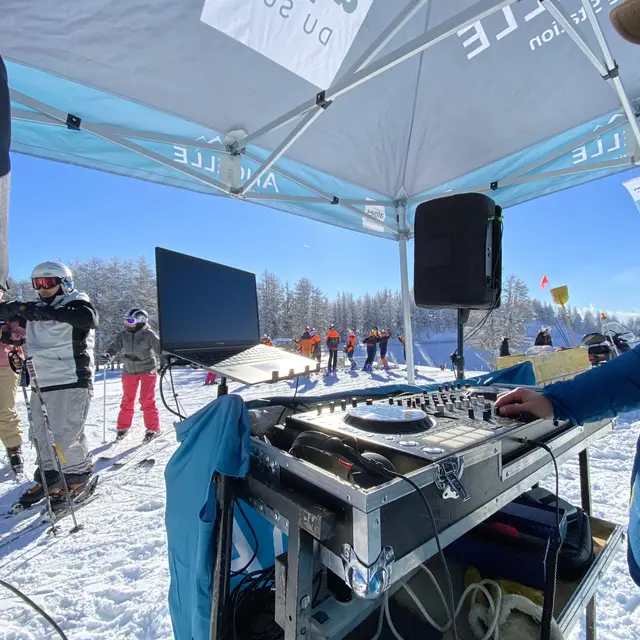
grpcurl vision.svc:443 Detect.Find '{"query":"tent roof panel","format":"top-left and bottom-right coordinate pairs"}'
top-left (3, 0), bottom-right (639, 200)
top-left (3, 0), bottom-right (640, 239)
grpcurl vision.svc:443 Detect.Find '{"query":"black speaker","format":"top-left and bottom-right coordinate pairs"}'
top-left (414, 193), bottom-right (502, 309)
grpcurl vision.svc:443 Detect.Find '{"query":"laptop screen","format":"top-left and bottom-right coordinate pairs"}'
top-left (155, 247), bottom-right (260, 352)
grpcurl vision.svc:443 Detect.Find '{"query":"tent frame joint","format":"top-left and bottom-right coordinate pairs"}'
top-left (603, 62), bottom-right (620, 81)
top-left (66, 113), bottom-right (81, 131)
top-left (331, 196), bottom-right (339, 205)
top-left (490, 181), bottom-right (499, 191)
top-left (315, 91), bottom-right (333, 110)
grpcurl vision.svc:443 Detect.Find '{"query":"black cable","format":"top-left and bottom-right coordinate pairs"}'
top-left (230, 500), bottom-right (259, 577)
top-left (167, 360), bottom-right (187, 418)
top-left (312, 568), bottom-right (324, 607)
top-left (386, 470), bottom-right (459, 640)
top-left (275, 375), bottom-right (300, 426)
top-left (159, 362), bottom-right (187, 420)
top-left (0, 577), bottom-right (69, 640)
top-left (452, 220), bottom-right (503, 357)
top-left (230, 566), bottom-right (281, 640)
top-left (520, 439), bottom-right (561, 640)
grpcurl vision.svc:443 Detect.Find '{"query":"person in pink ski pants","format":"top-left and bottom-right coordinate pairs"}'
top-left (102, 308), bottom-right (161, 443)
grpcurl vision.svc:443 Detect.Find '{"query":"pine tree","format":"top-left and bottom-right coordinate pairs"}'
top-left (467, 274), bottom-right (533, 366)
top-left (257, 271), bottom-right (284, 338)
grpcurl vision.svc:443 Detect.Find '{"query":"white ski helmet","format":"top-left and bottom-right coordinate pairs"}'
top-left (125, 308), bottom-right (149, 325)
top-left (31, 262), bottom-right (74, 293)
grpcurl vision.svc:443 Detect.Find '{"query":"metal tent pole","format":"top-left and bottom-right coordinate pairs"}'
top-left (397, 201), bottom-right (416, 384)
top-left (236, 0), bottom-right (515, 148)
top-left (580, 0), bottom-right (640, 156)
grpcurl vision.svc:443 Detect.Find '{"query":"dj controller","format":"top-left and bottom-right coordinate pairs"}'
top-left (286, 384), bottom-right (560, 465)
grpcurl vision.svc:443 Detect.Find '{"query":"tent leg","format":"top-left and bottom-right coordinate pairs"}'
top-left (397, 202), bottom-right (415, 384)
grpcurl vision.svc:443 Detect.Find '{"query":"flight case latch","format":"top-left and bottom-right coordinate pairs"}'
top-left (435, 456), bottom-right (470, 502)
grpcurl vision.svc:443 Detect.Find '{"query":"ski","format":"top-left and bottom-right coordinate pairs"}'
top-left (98, 433), bottom-right (131, 461)
top-left (112, 433), bottom-right (167, 468)
top-left (136, 438), bottom-right (173, 469)
top-left (41, 475), bottom-right (100, 521)
top-left (1, 500), bottom-right (38, 520)
top-left (0, 518), bottom-right (47, 551)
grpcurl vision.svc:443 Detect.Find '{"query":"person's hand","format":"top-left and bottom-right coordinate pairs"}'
top-left (494, 387), bottom-right (555, 419)
top-left (26, 303), bottom-right (58, 321)
top-left (0, 301), bottom-right (23, 321)
top-left (99, 353), bottom-right (112, 365)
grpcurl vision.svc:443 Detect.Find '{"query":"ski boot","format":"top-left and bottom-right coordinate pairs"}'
top-left (18, 468), bottom-right (60, 507)
top-left (350, 361), bottom-right (358, 370)
top-left (142, 429), bottom-right (160, 445)
top-left (115, 429), bottom-right (128, 441)
top-left (49, 471), bottom-right (94, 513)
top-left (6, 445), bottom-right (24, 476)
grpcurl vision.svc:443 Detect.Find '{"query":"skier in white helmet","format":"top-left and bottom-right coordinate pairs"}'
top-left (101, 308), bottom-right (161, 444)
top-left (0, 262), bottom-right (97, 508)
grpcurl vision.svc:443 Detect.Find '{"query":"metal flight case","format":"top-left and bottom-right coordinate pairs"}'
top-left (231, 384), bottom-right (621, 639)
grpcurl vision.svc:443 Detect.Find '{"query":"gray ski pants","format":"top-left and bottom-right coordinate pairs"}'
top-left (30, 387), bottom-right (93, 475)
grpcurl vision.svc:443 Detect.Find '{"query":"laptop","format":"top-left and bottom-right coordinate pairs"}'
top-left (155, 247), bottom-right (320, 384)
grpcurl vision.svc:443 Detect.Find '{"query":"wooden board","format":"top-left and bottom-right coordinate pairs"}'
top-left (497, 348), bottom-right (591, 385)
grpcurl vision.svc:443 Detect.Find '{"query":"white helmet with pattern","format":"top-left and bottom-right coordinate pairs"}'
top-left (31, 262), bottom-right (74, 293)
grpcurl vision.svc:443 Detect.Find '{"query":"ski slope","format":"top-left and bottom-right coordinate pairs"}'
top-left (0, 365), bottom-right (637, 639)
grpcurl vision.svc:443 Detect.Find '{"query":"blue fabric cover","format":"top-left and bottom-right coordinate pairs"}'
top-left (165, 394), bottom-right (250, 640)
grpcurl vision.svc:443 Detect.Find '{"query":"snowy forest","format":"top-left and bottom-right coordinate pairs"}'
top-left (4, 257), bottom-right (638, 356)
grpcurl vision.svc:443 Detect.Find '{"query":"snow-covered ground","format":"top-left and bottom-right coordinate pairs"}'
top-left (0, 364), bottom-right (637, 639)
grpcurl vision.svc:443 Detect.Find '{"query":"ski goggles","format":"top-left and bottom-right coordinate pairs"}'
top-left (32, 277), bottom-right (61, 290)
top-left (124, 316), bottom-right (147, 325)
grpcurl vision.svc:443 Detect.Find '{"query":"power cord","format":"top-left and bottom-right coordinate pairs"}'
top-left (519, 438), bottom-right (561, 640)
top-left (385, 470), bottom-right (459, 640)
top-left (159, 360), bottom-right (187, 420)
top-left (376, 568), bottom-right (502, 640)
top-left (275, 375), bottom-right (300, 426)
top-left (229, 565), bottom-right (282, 640)
top-left (0, 577), bottom-right (69, 640)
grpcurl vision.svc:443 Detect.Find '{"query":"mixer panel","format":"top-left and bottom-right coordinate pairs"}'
top-left (286, 385), bottom-right (534, 463)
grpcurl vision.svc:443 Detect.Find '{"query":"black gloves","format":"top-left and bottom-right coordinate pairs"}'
top-left (0, 302), bottom-right (57, 322)
top-left (99, 353), bottom-right (112, 365)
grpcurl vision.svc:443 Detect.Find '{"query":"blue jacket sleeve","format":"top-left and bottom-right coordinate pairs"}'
top-left (542, 345), bottom-right (640, 424)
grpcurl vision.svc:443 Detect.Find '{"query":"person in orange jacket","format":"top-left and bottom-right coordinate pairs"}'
top-left (261, 334), bottom-right (273, 347)
top-left (310, 328), bottom-right (322, 365)
top-left (344, 330), bottom-right (357, 370)
top-left (297, 327), bottom-right (313, 358)
top-left (326, 325), bottom-right (340, 375)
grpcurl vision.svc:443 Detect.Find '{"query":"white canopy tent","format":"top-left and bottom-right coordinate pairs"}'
top-left (2, 0), bottom-right (640, 382)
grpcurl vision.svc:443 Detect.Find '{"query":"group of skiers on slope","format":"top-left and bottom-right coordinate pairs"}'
top-left (497, 327), bottom-right (553, 359)
top-left (295, 326), bottom-right (406, 373)
top-left (498, 328), bottom-right (553, 358)
top-left (0, 261), bottom-right (161, 511)
top-left (534, 327), bottom-right (554, 347)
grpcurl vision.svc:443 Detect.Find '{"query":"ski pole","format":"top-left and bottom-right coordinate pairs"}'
top-left (16, 359), bottom-right (57, 533)
top-left (102, 351), bottom-right (108, 445)
top-left (25, 358), bottom-right (83, 534)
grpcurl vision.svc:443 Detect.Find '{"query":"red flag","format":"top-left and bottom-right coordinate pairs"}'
top-left (540, 275), bottom-right (549, 290)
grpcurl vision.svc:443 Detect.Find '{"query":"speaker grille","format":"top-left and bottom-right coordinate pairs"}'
top-left (413, 193), bottom-right (501, 309)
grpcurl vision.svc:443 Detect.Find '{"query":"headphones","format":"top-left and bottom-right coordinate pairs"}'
top-left (289, 431), bottom-right (396, 488)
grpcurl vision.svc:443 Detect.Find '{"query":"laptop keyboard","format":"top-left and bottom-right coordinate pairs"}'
top-left (187, 345), bottom-right (292, 367)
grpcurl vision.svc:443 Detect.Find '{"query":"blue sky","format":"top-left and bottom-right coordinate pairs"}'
top-left (8, 154), bottom-right (640, 312)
